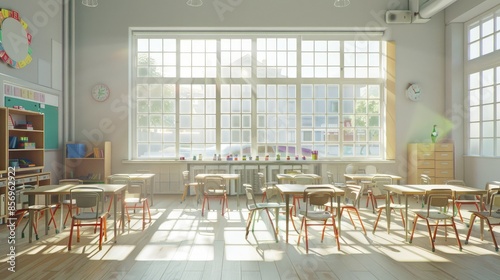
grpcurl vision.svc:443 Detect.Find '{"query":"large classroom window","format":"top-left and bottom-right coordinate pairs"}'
top-left (131, 32), bottom-right (386, 160)
top-left (466, 7), bottom-right (500, 157)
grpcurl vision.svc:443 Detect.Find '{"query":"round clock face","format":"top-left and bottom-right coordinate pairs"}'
top-left (406, 84), bottom-right (421, 101)
top-left (91, 84), bottom-right (110, 102)
top-left (0, 9), bottom-right (33, 69)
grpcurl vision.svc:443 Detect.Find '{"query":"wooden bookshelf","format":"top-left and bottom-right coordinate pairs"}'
top-left (7, 108), bottom-right (45, 173)
top-left (0, 108), bottom-right (7, 174)
top-left (0, 107), bottom-right (50, 223)
top-left (64, 141), bottom-right (111, 183)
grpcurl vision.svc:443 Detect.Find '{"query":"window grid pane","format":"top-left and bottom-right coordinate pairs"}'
top-left (132, 34), bottom-right (385, 159)
top-left (467, 67), bottom-right (500, 156)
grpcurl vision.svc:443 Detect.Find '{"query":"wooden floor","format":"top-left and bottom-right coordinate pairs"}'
top-left (1, 194), bottom-right (499, 280)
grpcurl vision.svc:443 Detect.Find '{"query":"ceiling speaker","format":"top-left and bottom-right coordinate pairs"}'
top-left (385, 10), bottom-right (412, 24)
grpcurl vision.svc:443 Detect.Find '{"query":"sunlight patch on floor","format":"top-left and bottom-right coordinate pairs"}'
top-left (89, 245), bottom-right (134, 260)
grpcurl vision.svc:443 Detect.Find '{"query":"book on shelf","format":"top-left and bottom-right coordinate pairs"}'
top-left (14, 121), bottom-right (33, 130)
top-left (8, 114), bottom-right (14, 129)
top-left (93, 147), bottom-right (103, 158)
top-left (84, 147), bottom-right (103, 158)
top-left (85, 173), bottom-right (102, 180)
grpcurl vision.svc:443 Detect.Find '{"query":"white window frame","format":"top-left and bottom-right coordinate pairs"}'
top-left (465, 6), bottom-right (500, 157)
top-left (130, 31), bottom-right (386, 160)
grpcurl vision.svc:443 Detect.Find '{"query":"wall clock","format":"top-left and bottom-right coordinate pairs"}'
top-left (91, 84), bottom-right (110, 102)
top-left (406, 83), bottom-right (421, 101)
top-left (0, 9), bottom-right (33, 69)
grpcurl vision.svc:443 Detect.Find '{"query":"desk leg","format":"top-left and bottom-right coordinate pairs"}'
top-left (337, 195), bottom-right (341, 236)
top-left (405, 195), bottom-right (409, 242)
top-left (121, 191), bottom-right (125, 234)
top-left (285, 194), bottom-right (290, 244)
top-left (44, 194), bottom-right (49, 236)
top-left (113, 193), bottom-right (117, 242)
top-left (149, 179), bottom-right (154, 206)
top-left (236, 177), bottom-right (241, 209)
top-left (386, 191), bottom-right (391, 234)
top-left (59, 194), bottom-right (64, 230)
top-left (28, 208), bottom-right (34, 243)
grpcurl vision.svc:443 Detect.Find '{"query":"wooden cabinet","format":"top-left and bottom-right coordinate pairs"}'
top-left (7, 108), bottom-right (45, 173)
top-left (64, 141), bottom-right (111, 183)
top-left (407, 142), bottom-right (454, 184)
top-left (0, 108), bottom-right (7, 174)
top-left (0, 178), bottom-right (6, 222)
top-left (0, 107), bottom-right (50, 222)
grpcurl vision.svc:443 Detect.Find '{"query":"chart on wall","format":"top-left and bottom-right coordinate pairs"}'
top-left (3, 83), bottom-right (59, 149)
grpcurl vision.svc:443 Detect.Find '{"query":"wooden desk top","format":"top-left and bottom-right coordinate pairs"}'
top-left (276, 184), bottom-right (345, 196)
top-left (22, 184), bottom-right (127, 195)
top-left (110, 173), bottom-right (155, 180)
top-left (195, 173), bottom-right (240, 180)
top-left (384, 184), bottom-right (487, 196)
top-left (344, 174), bottom-right (402, 181)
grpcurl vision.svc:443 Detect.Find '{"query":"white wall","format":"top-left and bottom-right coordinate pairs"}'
top-left (67, 0), bottom-right (496, 192)
top-left (0, 0), bottom-right (64, 183)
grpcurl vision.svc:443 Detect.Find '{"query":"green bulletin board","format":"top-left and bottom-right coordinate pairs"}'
top-left (4, 96), bottom-right (59, 149)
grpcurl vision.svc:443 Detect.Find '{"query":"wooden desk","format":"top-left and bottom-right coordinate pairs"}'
top-left (276, 173), bottom-right (322, 184)
top-left (382, 184), bottom-right (487, 242)
top-left (195, 173), bottom-right (241, 208)
top-left (23, 183), bottom-right (127, 243)
top-left (276, 184), bottom-right (345, 243)
top-left (344, 173), bottom-right (402, 184)
top-left (111, 173), bottom-right (156, 206)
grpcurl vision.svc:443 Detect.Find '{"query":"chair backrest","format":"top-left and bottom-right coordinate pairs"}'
top-left (257, 172), bottom-right (266, 192)
top-left (109, 175), bottom-right (143, 199)
top-left (59, 179), bottom-right (84, 185)
top-left (326, 171), bottom-right (334, 184)
top-left (293, 174), bottom-right (317, 185)
top-left (70, 186), bottom-right (105, 216)
top-left (371, 175), bottom-right (393, 196)
top-left (445, 179), bottom-right (465, 186)
top-left (345, 163), bottom-right (358, 174)
top-left (264, 184), bottom-right (283, 203)
top-left (108, 174), bottom-right (131, 185)
top-left (203, 175), bottom-right (226, 193)
top-left (344, 184), bottom-right (363, 206)
top-left (488, 192), bottom-right (500, 214)
top-left (244, 184), bottom-right (257, 210)
top-left (423, 189), bottom-right (453, 215)
top-left (303, 186), bottom-right (335, 213)
top-left (485, 181), bottom-right (500, 205)
top-left (365, 165), bottom-right (377, 174)
top-left (182, 170), bottom-right (190, 184)
top-left (420, 174), bottom-right (431, 184)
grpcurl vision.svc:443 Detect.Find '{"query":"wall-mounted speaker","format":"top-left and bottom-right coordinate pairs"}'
top-left (385, 10), bottom-right (412, 24)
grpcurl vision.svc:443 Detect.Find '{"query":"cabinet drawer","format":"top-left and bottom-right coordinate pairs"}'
top-left (435, 169), bottom-right (454, 178)
top-left (435, 151), bottom-right (453, 160)
top-left (435, 160), bottom-right (453, 169)
top-left (418, 151), bottom-right (434, 160)
top-left (435, 143), bottom-right (453, 152)
top-left (418, 169), bottom-right (435, 177)
top-left (416, 143), bottom-right (434, 152)
top-left (417, 160), bottom-right (435, 168)
top-left (39, 174), bottom-right (51, 181)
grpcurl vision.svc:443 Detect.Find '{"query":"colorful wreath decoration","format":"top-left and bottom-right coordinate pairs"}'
top-left (0, 8), bottom-right (32, 68)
